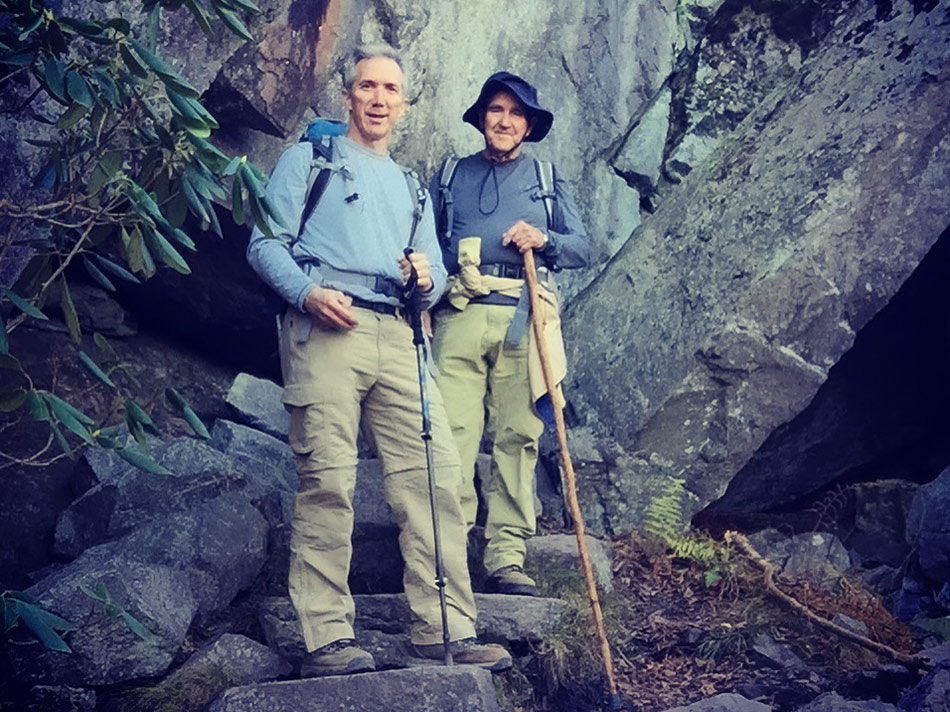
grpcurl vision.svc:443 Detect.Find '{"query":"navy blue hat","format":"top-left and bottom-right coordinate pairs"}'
top-left (462, 71), bottom-right (553, 142)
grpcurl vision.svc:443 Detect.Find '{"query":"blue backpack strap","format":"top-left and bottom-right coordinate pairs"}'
top-left (533, 158), bottom-right (560, 232)
top-left (435, 156), bottom-right (460, 248)
top-left (297, 119), bottom-right (348, 240)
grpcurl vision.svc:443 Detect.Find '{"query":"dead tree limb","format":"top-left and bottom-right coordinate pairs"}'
top-left (724, 530), bottom-right (929, 670)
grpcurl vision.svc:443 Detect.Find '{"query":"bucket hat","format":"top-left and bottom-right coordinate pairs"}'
top-left (462, 71), bottom-right (553, 142)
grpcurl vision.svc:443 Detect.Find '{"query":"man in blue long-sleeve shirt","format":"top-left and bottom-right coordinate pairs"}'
top-left (247, 45), bottom-right (510, 678)
top-left (431, 72), bottom-right (591, 598)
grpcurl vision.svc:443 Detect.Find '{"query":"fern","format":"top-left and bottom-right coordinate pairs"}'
top-left (643, 477), bottom-right (731, 576)
top-left (644, 477), bottom-right (687, 545)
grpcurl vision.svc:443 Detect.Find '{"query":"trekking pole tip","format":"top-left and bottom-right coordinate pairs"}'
top-left (605, 692), bottom-right (626, 711)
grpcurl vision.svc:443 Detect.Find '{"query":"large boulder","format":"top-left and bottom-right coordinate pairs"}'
top-left (54, 437), bottom-right (291, 559)
top-left (11, 493), bottom-right (268, 686)
top-left (108, 634), bottom-right (292, 712)
top-left (712, 226), bottom-right (950, 514)
top-left (561, 0), bottom-right (950, 533)
top-left (8, 558), bottom-right (197, 686)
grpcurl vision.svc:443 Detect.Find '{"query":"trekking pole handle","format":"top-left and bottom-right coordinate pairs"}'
top-left (403, 248), bottom-right (426, 346)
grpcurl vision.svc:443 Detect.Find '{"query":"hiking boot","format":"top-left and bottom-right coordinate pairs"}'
top-left (412, 638), bottom-right (513, 672)
top-left (489, 564), bottom-right (538, 596)
top-left (300, 638), bottom-right (375, 678)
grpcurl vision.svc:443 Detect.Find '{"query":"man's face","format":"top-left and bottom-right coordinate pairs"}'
top-left (482, 89), bottom-right (533, 156)
top-left (343, 56), bottom-right (406, 150)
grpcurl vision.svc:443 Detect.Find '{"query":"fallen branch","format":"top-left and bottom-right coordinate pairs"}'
top-left (724, 530), bottom-right (929, 670)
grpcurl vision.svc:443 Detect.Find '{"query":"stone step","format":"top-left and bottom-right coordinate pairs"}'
top-left (259, 593), bottom-right (568, 667)
top-left (208, 666), bottom-right (500, 712)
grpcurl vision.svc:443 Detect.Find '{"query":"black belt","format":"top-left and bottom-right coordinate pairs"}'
top-left (350, 295), bottom-right (402, 316)
top-left (481, 263), bottom-right (551, 282)
top-left (482, 263), bottom-right (527, 279)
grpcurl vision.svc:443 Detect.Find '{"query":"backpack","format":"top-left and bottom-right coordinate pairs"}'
top-left (434, 156), bottom-right (563, 251)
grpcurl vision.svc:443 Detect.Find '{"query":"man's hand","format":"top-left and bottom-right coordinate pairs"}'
top-left (303, 286), bottom-right (358, 330)
top-left (502, 220), bottom-right (547, 254)
top-left (399, 251), bottom-right (434, 293)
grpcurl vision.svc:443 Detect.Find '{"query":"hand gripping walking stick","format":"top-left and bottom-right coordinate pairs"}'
top-left (523, 249), bottom-right (623, 711)
top-left (403, 248), bottom-right (453, 666)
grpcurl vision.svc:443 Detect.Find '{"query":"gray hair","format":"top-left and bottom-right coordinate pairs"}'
top-left (342, 44), bottom-right (409, 94)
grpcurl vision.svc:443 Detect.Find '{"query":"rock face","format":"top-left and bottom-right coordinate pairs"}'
top-left (712, 225), bottom-right (950, 514)
top-left (561, 0), bottom-right (950, 534)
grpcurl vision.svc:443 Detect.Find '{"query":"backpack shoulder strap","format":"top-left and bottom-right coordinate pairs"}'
top-left (435, 155), bottom-right (460, 247)
top-left (297, 135), bottom-right (336, 240)
top-left (403, 167), bottom-right (428, 249)
top-left (533, 158), bottom-right (559, 232)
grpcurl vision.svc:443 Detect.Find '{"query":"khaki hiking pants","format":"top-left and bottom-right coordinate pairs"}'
top-left (432, 303), bottom-right (544, 575)
top-left (279, 306), bottom-right (478, 652)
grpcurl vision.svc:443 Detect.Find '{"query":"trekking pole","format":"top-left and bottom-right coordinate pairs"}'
top-left (403, 247), bottom-right (453, 667)
top-left (523, 249), bottom-right (623, 711)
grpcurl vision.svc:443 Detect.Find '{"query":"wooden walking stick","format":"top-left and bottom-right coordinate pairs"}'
top-left (522, 249), bottom-right (623, 711)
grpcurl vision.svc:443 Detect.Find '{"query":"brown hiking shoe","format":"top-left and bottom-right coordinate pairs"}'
top-left (489, 564), bottom-right (538, 596)
top-left (412, 638), bottom-right (513, 672)
top-left (300, 638), bottom-right (375, 678)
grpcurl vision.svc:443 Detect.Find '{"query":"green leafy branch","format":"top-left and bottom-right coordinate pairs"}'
top-left (0, 0), bottom-right (278, 470)
top-left (2, 589), bottom-right (76, 652)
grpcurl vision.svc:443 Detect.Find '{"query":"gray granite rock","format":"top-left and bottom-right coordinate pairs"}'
top-left (188, 633), bottom-right (292, 685)
top-left (751, 633), bottom-right (807, 672)
top-left (9, 558), bottom-right (197, 686)
top-left (109, 633), bottom-right (292, 712)
top-left (55, 438), bottom-right (287, 559)
top-left (103, 493), bottom-right (268, 620)
top-left (226, 373), bottom-right (289, 442)
top-left (211, 419), bottom-right (298, 493)
top-left (663, 692), bottom-right (770, 712)
top-left (798, 692), bottom-right (898, 712)
top-left (258, 593), bottom-right (568, 663)
top-left (208, 666), bottom-right (501, 712)
top-left (899, 658), bottom-right (950, 712)
top-left (526, 533), bottom-right (613, 594)
top-left (24, 685), bottom-right (96, 712)
top-left (11, 493), bottom-right (269, 686)
top-left (747, 530), bottom-right (851, 592)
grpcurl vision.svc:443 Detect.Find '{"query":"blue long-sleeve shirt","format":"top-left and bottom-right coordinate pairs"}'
top-left (247, 136), bottom-right (446, 311)
top-left (429, 152), bottom-right (590, 275)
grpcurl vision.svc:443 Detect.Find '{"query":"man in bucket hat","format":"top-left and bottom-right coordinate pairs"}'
top-left (430, 72), bottom-right (591, 596)
top-left (247, 45), bottom-right (511, 678)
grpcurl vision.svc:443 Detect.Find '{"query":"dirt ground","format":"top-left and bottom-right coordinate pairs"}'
top-left (514, 532), bottom-right (922, 712)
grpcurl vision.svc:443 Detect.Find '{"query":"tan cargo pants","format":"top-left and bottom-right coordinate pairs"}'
top-left (280, 306), bottom-right (478, 652)
top-left (432, 303), bottom-right (544, 575)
